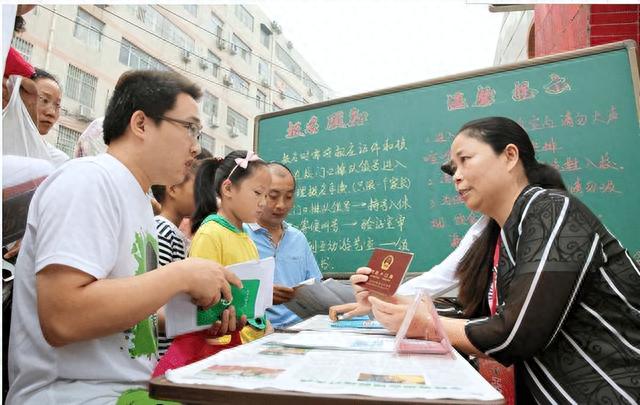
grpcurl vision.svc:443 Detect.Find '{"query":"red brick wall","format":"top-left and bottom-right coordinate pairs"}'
top-left (533, 4), bottom-right (640, 57)
top-left (534, 4), bottom-right (590, 57)
top-left (590, 4), bottom-right (640, 46)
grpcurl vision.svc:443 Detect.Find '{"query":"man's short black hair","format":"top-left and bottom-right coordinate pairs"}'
top-left (268, 161), bottom-right (296, 191)
top-left (103, 70), bottom-right (202, 145)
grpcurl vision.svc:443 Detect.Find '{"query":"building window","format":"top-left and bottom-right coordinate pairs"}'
top-left (260, 24), bottom-right (272, 49)
top-left (303, 72), bottom-right (324, 101)
top-left (66, 65), bottom-right (97, 108)
top-left (257, 58), bottom-right (270, 82)
top-left (231, 34), bottom-right (251, 63)
top-left (275, 73), bottom-right (302, 103)
top-left (202, 91), bottom-right (218, 119)
top-left (256, 89), bottom-right (267, 112)
top-left (226, 107), bottom-right (248, 136)
top-left (119, 39), bottom-right (170, 71)
top-left (234, 5), bottom-right (254, 32)
top-left (207, 50), bottom-right (221, 77)
top-left (276, 43), bottom-right (301, 77)
top-left (129, 5), bottom-right (194, 52)
top-left (210, 13), bottom-right (224, 41)
top-left (11, 36), bottom-right (33, 62)
top-left (200, 134), bottom-right (215, 154)
top-left (57, 126), bottom-right (81, 156)
top-left (229, 70), bottom-right (249, 96)
top-left (74, 8), bottom-right (104, 50)
top-left (183, 4), bottom-right (197, 16)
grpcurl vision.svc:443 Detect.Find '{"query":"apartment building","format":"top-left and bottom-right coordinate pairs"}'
top-left (12, 4), bottom-right (332, 156)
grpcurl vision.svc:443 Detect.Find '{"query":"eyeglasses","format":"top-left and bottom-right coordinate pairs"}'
top-left (157, 116), bottom-right (203, 141)
top-left (38, 95), bottom-right (61, 112)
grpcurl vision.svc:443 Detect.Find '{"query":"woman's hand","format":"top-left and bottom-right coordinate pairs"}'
top-left (369, 295), bottom-right (439, 339)
top-left (329, 267), bottom-right (375, 320)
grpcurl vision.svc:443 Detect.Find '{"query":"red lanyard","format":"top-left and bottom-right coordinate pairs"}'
top-left (489, 239), bottom-right (501, 316)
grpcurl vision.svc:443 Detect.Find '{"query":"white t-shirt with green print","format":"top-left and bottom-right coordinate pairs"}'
top-left (8, 153), bottom-right (160, 404)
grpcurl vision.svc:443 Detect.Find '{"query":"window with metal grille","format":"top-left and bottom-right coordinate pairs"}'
top-left (128, 5), bottom-right (194, 52)
top-left (210, 13), bottom-right (224, 41)
top-left (119, 39), bottom-right (170, 71)
top-left (260, 24), bottom-right (272, 49)
top-left (11, 36), bottom-right (33, 62)
top-left (257, 57), bottom-right (270, 82)
top-left (183, 5), bottom-right (197, 16)
top-left (202, 91), bottom-right (218, 118)
top-left (200, 133), bottom-right (215, 153)
top-left (56, 126), bottom-right (81, 156)
top-left (231, 34), bottom-right (251, 63)
top-left (274, 73), bottom-right (302, 103)
top-left (256, 89), bottom-right (267, 112)
top-left (276, 44), bottom-right (301, 77)
top-left (226, 107), bottom-right (248, 136)
top-left (229, 71), bottom-right (249, 96)
top-left (234, 5), bottom-right (254, 31)
top-left (303, 72), bottom-right (324, 101)
top-left (74, 8), bottom-right (104, 50)
top-left (65, 65), bottom-right (97, 107)
top-left (207, 50), bottom-right (221, 77)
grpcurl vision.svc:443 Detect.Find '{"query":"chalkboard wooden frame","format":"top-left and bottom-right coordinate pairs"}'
top-left (254, 41), bottom-right (640, 280)
top-left (255, 41), bottom-right (639, 129)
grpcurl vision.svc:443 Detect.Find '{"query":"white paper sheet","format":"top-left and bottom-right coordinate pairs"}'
top-left (164, 257), bottom-right (274, 338)
top-left (285, 314), bottom-right (393, 335)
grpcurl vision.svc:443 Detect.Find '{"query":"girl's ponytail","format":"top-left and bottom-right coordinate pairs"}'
top-left (191, 158), bottom-right (223, 234)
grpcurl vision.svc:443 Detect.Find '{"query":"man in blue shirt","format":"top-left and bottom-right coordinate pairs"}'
top-left (244, 162), bottom-right (322, 328)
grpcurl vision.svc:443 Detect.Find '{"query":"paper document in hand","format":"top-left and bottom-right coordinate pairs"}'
top-left (283, 278), bottom-right (355, 319)
top-left (164, 257), bottom-right (274, 338)
top-left (280, 331), bottom-right (397, 352)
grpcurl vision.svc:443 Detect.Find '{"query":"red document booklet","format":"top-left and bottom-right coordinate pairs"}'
top-left (361, 248), bottom-right (414, 296)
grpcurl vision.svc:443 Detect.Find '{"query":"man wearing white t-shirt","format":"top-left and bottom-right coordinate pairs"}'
top-left (7, 70), bottom-right (241, 404)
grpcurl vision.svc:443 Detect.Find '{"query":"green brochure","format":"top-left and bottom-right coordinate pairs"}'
top-left (197, 280), bottom-right (260, 326)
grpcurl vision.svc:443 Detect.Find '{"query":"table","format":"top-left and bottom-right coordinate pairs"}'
top-left (149, 332), bottom-right (503, 405)
top-left (149, 376), bottom-right (504, 405)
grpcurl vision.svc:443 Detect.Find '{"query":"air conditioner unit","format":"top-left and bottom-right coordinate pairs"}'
top-left (229, 44), bottom-right (238, 55)
top-left (198, 58), bottom-right (208, 70)
top-left (286, 40), bottom-right (293, 50)
top-left (260, 78), bottom-right (269, 87)
top-left (216, 38), bottom-right (226, 50)
top-left (228, 126), bottom-right (241, 138)
top-left (307, 88), bottom-right (313, 97)
top-left (270, 20), bottom-right (282, 34)
top-left (181, 49), bottom-right (191, 63)
top-left (208, 115), bottom-right (219, 128)
top-left (77, 105), bottom-right (94, 121)
top-left (222, 74), bottom-right (232, 86)
top-left (279, 91), bottom-right (286, 100)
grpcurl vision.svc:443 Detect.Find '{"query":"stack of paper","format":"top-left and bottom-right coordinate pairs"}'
top-left (283, 278), bottom-right (355, 319)
top-left (164, 333), bottom-right (503, 402)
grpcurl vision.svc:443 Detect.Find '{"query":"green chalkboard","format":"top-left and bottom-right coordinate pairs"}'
top-left (255, 41), bottom-right (640, 276)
